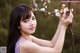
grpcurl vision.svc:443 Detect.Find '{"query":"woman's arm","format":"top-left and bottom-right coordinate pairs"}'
top-left (51, 21), bottom-right (61, 46)
top-left (31, 22), bottom-right (61, 47)
top-left (20, 40), bottom-right (61, 53)
top-left (53, 24), bottom-right (67, 52)
top-left (20, 25), bottom-right (67, 53)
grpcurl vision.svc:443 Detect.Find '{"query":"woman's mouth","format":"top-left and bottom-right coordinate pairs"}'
top-left (29, 27), bottom-right (35, 31)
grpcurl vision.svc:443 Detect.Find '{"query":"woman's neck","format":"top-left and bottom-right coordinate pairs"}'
top-left (21, 31), bottom-right (31, 40)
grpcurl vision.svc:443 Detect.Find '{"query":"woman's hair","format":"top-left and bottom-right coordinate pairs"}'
top-left (7, 4), bottom-right (35, 53)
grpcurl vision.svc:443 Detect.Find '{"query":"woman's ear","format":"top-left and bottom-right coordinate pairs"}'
top-left (18, 26), bottom-right (21, 29)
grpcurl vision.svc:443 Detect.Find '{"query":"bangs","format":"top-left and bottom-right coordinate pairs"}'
top-left (21, 10), bottom-right (32, 21)
top-left (20, 5), bottom-right (35, 21)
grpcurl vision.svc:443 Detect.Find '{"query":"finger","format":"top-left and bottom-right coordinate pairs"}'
top-left (67, 11), bottom-right (73, 20)
top-left (62, 7), bottom-right (69, 19)
top-left (67, 11), bottom-right (73, 23)
top-left (63, 7), bottom-right (69, 14)
top-left (59, 9), bottom-right (64, 19)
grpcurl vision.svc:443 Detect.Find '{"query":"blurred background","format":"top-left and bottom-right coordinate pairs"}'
top-left (0, 0), bottom-right (80, 53)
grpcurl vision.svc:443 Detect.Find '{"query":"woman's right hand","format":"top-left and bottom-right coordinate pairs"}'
top-left (59, 8), bottom-right (74, 28)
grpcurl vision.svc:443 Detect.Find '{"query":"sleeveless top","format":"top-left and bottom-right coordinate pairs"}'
top-left (15, 37), bottom-right (32, 53)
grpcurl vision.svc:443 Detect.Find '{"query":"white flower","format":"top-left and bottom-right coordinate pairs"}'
top-left (54, 9), bottom-right (59, 13)
top-left (47, 0), bottom-right (51, 3)
top-left (48, 12), bottom-right (51, 14)
top-left (54, 9), bottom-right (60, 17)
top-left (35, 4), bottom-right (37, 7)
top-left (62, 4), bottom-right (66, 7)
top-left (71, 8), bottom-right (73, 12)
top-left (43, 2), bottom-right (46, 6)
top-left (55, 12), bottom-right (61, 17)
top-left (35, 8), bottom-right (37, 11)
top-left (40, 8), bottom-right (45, 11)
top-left (44, 6), bottom-right (47, 8)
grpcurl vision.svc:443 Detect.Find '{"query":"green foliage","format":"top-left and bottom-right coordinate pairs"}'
top-left (0, 0), bottom-right (80, 53)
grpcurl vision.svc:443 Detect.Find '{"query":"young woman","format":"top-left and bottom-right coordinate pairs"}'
top-left (7, 4), bottom-right (73, 53)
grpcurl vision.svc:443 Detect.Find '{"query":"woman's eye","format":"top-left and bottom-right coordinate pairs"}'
top-left (32, 17), bottom-right (36, 20)
top-left (23, 20), bottom-right (29, 23)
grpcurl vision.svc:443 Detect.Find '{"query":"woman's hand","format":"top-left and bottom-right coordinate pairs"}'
top-left (59, 8), bottom-right (74, 28)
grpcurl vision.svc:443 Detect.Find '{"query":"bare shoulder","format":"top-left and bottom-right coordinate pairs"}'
top-left (20, 40), bottom-right (40, 48)
top-left (19, 40), bottom-right (40, 53)
top-left (30, 35), bottom-right (36, 38)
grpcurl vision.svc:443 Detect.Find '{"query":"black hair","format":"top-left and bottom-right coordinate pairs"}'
top-left (7, 4), bottom-right (35, 53)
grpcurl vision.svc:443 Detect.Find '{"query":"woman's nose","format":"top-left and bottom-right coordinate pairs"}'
top-left (30, 20), bottom-right (35, 26)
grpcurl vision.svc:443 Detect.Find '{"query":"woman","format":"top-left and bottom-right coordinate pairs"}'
top-left (7, 4), bottom-right (73, 53)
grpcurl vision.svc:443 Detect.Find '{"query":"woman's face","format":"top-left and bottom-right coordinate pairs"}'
top-left (19, 11), bottom-right (37, 35)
